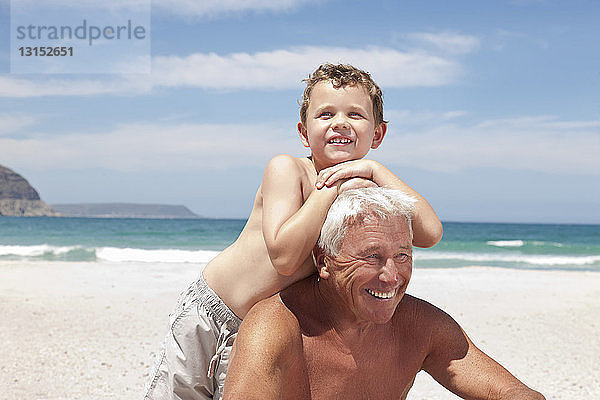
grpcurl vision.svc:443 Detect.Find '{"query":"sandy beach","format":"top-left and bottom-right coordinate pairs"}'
top-left (1, 261), bottom-right (598, 400)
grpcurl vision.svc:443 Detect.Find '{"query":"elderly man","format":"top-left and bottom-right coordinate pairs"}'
top-left (223, 187), bottom-right (545, 400)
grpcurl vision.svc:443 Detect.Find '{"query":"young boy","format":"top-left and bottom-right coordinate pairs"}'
top-left (144, 63), bottom-right (443, 400)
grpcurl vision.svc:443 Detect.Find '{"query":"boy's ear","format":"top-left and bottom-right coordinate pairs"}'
top-left (298, 122), bottom-right (310, 148)
top-left (370, 122), bottom-right (387, 149)
top-left (313, 247), bottom-right (330, 279)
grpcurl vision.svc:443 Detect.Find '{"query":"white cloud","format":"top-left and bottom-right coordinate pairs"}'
top-left (0, 76), bottom-right (152, 98)
top-left (153, 0), bottom-right (314, 18)
top-left (0, 114), bottom-right (38, 135)
top-left (385, 109), bottom-right (468, 125)
top-left (152, 46), bottom-right (460, 89)
top-left (376, 114), bottom-right (600, 176)
top-left (1, 115), bottom-right (598, 177)
top-left (0, 122), bottom-right (303, 171)
top-left (12, 0), bottom-right (148, 11)
top-left (10, 0), bottom-right (312, 17)
top-left (405, 32), bottom-right (481, 55)
top-left (0, 46), bottom-right (461, 97)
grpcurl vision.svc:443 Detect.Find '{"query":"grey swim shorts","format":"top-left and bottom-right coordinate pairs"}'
top-left (144, 272), bottom-right (242, 400)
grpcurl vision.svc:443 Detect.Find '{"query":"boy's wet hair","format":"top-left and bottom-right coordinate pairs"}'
top-left (300, 63), bottom-right (386, 126)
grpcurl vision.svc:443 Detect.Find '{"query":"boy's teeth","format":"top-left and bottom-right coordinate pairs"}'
top-left (366, 289), bottom-right (395, 299)
top-left (329, 138), bottom-right (351, 144)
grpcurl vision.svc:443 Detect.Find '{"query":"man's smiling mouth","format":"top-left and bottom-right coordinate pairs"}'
top-left (365, 288), bottom-right (395, 299)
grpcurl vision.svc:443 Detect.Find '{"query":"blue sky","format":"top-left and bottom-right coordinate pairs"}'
top-left (0, 0), bottom-right (598, 223)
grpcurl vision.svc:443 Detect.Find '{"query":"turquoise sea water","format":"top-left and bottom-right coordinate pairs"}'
top-left (0, 217), bottom-right (599, 271)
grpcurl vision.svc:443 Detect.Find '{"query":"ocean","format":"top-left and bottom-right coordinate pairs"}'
top-left (0, 217), bottom-right (599, 271)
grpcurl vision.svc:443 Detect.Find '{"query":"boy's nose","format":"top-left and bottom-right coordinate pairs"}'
top-left (332, 113), bottom-right (350, 129)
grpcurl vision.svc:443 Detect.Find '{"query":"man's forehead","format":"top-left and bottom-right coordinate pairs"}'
top-left (341, 215), bottom-right (412, 249)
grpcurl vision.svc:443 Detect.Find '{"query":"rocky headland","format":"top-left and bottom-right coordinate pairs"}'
top-left (0, 165), bottom-right (60, 217)
top-left (51, 203), bottom-right (199, 219)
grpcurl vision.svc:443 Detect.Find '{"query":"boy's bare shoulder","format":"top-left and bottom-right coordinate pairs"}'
top-left (264, 154), bottom-right (313, 176)
top-left (262, 155), bottom-right (315, 199)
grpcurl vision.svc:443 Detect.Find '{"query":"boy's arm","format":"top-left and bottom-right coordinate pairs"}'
top-left (261, 155), bottom-right (338, 276)
top-left (316, 159), bottom-right (443, 248)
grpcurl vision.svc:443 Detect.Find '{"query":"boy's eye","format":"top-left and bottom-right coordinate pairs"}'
top-left (349, 112), bottom-right (363, 118)
top-left (318, 111), bottom-right (333, 118)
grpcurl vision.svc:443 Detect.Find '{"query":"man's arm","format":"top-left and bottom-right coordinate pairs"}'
top-left (222, 297), bottom-right (309, 399)
top-left (315, 159), bottom-right (443, 248)
top-left (420, 302), bottom-right (545, 400)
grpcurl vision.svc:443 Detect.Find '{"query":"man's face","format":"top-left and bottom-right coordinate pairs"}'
top-left (298, 80), bottom-right (385, 171)
top-left (321, 214), bottom-right (413, 325)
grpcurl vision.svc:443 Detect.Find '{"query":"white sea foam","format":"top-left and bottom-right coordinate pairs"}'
top-left (0, 245), bottom-right (219, 263)
top-left (487, 240), bottom-right (525, 247)
top-left (96, 247), bottom-right (219, 263)
top-left (531, 241), bottom-right (563, 247)
top-left (0, 245), bottom-right (80, 257)
top-left (414, 251), bottom-right (600, 266)
top-left (2, 244), bottom-right (597, 268)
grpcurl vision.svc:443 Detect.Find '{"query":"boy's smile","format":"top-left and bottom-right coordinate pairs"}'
top-left (298, 80), bottom-right (386, 172)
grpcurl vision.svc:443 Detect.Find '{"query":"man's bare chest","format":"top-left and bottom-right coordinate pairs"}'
top-left (302, 334), bottom-right (422, 399)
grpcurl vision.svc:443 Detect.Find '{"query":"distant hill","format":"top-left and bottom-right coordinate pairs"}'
top-left (0, 165), bottom-right (60, 217)
top-left (51, 203), bottom-right (200, 219)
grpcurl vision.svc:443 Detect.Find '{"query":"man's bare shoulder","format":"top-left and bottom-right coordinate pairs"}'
top-left (240, 292), bottom-right (302, 343)
top-left (395, 294), bottom-right (457, 330)
top-left (225, 293), bottom-right (308, 399)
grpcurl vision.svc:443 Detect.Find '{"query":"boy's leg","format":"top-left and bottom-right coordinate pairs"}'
top-left (144, 275), bottom-right (241, 400)
top-left (144, 280), bottom-right (216, 399)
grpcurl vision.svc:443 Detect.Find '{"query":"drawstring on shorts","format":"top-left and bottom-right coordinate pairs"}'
top-left (208, 319), bottom-right (238, 378)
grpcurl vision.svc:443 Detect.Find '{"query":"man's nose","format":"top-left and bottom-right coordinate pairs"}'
top-left (379, 258), bottom-right (399, 284)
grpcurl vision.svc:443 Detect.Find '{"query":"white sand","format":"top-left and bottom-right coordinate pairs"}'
top-left (1, 261), bottom-right (598, 399)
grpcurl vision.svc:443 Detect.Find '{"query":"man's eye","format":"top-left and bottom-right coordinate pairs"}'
top-left (395, 253), bottom-right (410, 262)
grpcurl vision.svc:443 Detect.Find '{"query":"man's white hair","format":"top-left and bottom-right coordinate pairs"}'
top-left (317, 187), bottom-right (417, 257)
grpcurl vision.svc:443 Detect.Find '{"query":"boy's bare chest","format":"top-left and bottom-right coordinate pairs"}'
top-left (301, 333), bottom-right (422, 399)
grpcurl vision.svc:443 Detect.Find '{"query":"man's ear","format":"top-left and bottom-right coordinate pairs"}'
top-left (313, 247), bottom-right (330, 279)
top-left (298, 122), bottom-right (310, 148)
top-left (371, 122), bottom-right (387, 149)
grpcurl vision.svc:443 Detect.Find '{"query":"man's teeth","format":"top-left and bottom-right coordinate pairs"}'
top-left (366, 289), bottom-right (395, 299)
top-left (329, 138), bottom-right (352, 144)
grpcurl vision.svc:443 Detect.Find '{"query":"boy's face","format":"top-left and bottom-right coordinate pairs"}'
top-left (298, 80), bottom-right (386, 171)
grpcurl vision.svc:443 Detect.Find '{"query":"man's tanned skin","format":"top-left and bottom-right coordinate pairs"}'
top-left (223, 208), bottom-right (545, 400)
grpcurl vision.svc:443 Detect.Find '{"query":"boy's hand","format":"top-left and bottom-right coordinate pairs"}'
top-left (337, 177), bottom-right (378, 194)
top-left (316, 159), bottom-right (380, 189)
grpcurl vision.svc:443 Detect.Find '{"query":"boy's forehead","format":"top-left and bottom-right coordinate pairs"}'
top-left (309, 80), bottom-right (371, 106)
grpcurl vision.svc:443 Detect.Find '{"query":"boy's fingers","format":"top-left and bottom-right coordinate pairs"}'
top-left (317, 161), bottom-right (367, 187)
top-left (316, 168), bottom-right (338, 187)
top-left (324, 168), bottom-right (358, 186)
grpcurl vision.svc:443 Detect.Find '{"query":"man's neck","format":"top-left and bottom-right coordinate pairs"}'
top-left (313, 278), bottom-right (381, 346)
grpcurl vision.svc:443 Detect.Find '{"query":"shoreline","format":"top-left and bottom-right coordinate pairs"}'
top-left (1, 261), bottom-right (598, 399)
